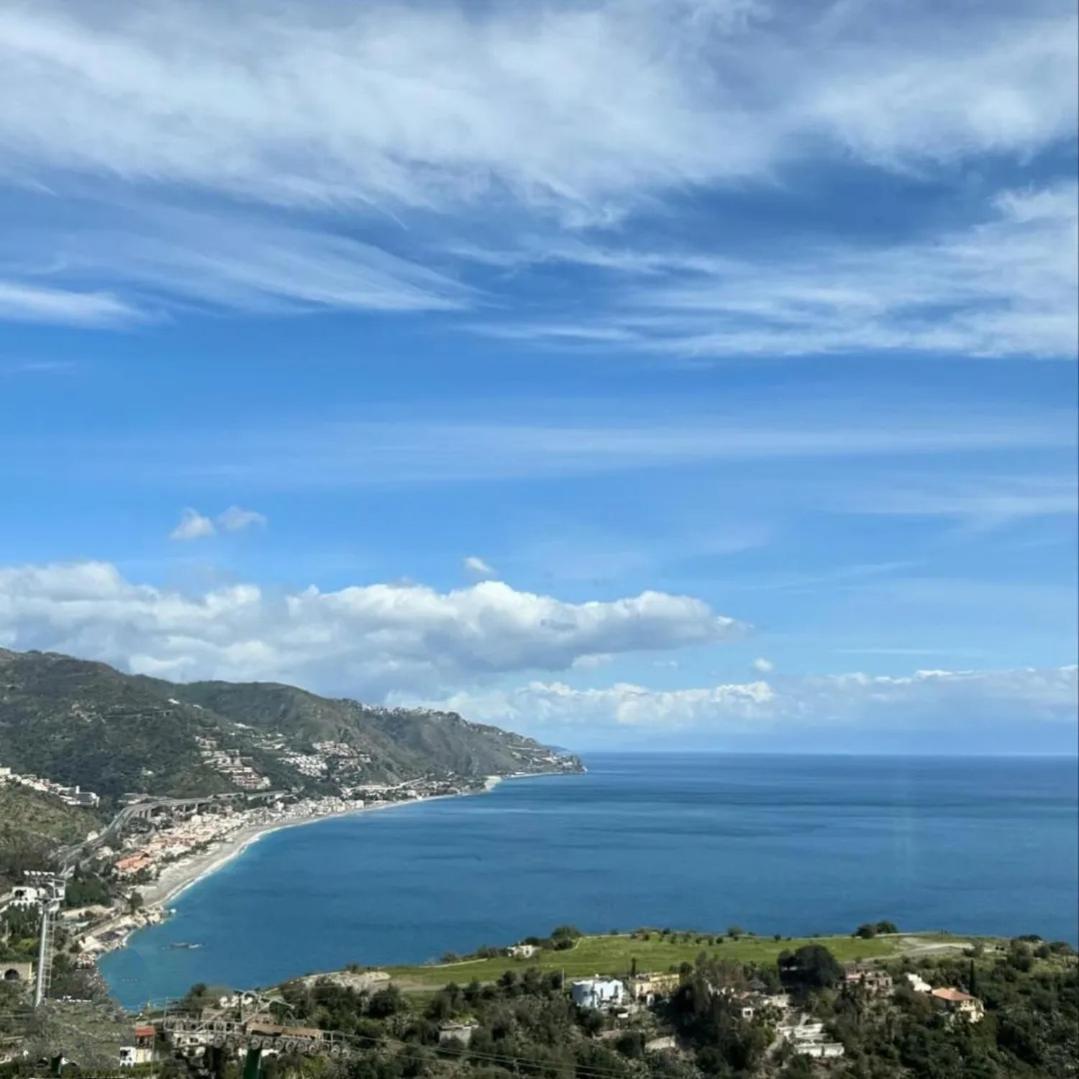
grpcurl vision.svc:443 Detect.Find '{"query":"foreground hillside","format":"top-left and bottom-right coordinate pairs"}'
top-left (130, 927), bottom-right (1076, 1079)
top-left (0, 648), bottom-right (581, 804)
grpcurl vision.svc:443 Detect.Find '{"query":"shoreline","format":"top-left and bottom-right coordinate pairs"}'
top-left (140, 775), bottom-right (509, 911)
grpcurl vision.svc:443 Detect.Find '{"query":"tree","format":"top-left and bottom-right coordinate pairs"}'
top-left (779, 945), bottom-right (843, 989)
top-left (367, 985), bottom-right (405, 1018)
top-left (550, 925), bottom-right (582, 942)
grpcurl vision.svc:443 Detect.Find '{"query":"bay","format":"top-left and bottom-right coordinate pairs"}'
top-left (101, 753), bottom-right (1079, 1008)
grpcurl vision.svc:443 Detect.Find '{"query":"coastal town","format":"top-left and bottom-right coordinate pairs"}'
top-left (0, 752), bottom-right (504, 977)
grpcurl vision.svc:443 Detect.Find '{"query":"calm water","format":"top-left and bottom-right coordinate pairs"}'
top-left (101, 753), bottom-right (1079, 1008)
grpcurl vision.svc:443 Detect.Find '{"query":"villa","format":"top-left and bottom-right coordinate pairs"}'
top-left (931, 987), bottom-right (985, 1023)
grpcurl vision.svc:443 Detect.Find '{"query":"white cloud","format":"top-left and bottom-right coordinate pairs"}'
top-left (217, 506), bottom-right (267, 532)
top-left (0, 2), bottom-right (1071, 216)
top-left (463, 555), bottom-right (496, 578)
top-left (0, 206), bottom-right (470, 323)
top-left (0, 3), bottom-right (1071, 352)
top-left (0, 560), bottom-right (741, 696)
top-left (0, 280), bottom-right (140, 327)
top-left (753, 657), bottom-right (774, 673)
top-left (420, 665), bottom-right (1079, 736)
top-left (169, 508), bottom-right (216, 541)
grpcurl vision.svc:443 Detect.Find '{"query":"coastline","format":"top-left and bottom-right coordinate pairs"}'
top-left (138, 774), bottom-right (509, 911)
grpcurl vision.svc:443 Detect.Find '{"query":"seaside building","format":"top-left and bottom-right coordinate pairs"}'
top-left (778, 1018), bottom-right (845, 1059)
top-left (438, 1023), bottom-right (478, 1047)
top-left (507, 943), bottom-right (538, 959)
top-left (628, 971), bottom-right (681, 1003)
top-left (931, 987), bottom-right (985, 1023)
top-left (571, 977), bottom-right (626, 1010)
top-left (844, 968), bottom-right (894, 996)
top-left (3, 886), bottom-right (40, 910)
top-left (119, 1026), bottom-right (157, 1066)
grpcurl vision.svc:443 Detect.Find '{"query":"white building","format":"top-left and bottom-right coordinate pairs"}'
top-left (571, 977), bottom-right (626, 1010)
top-left (779, 1018), bottom-right (845, 1059)
top-left (507, 943), bottom-right (538, 959)
top-left (6, 886), bottom-right (40, 909)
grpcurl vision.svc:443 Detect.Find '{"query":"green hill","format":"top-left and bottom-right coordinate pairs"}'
top-left (0, 785), bottom-right (101, 888)
top-left (0, 648), bottom-right (581, 807)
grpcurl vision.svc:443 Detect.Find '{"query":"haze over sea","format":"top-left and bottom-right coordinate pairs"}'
top-left (102, 753), bottom-right (1079, 1008)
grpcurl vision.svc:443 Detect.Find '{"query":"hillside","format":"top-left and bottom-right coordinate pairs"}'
top-left (0, 785), bottom-right (101, 887)
top-left (0, 649), bottom-right (581, 806)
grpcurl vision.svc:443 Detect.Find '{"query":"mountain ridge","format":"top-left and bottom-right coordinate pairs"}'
top-left (0, 648), bottom-right (581, 805)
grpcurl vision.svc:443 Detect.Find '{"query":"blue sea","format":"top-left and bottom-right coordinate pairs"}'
top-left (101, 753), bottom-right (1079, 1008)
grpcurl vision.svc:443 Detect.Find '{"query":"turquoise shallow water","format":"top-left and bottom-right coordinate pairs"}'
top-left (101, 753), bottom-right (1079, 1008)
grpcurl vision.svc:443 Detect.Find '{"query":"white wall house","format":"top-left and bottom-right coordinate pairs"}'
top-left (571, 977), bottom-right (625, 1010)
top-left (6, 886), bottom-right (39, 909)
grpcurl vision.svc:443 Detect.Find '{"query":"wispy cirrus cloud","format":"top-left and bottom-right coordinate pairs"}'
top-left (0, 279), bottom-right (141, 327)
top-left (835, 475), bottom-right (1079, 528)
top-left (4, 408), bottom-right (1073, 490)
top-left (0, 1), bottom-right (1072, 215)
top-left (466, 181), bottom-right (1079, 359)
top-left (0, 204), bottom-right (470, 321)
top-left (0, 1), bottom-right (1071, 358)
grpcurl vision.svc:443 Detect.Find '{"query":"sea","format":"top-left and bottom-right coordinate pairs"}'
top-left (100, 753), bottom-right (1079, 1009)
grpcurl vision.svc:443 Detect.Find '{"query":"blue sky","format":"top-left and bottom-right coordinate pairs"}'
top-left (0, 0), bottom-right (1076, 753)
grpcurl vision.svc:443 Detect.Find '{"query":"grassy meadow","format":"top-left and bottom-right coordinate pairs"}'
top-left (382, 930), bottom-right (976, 990)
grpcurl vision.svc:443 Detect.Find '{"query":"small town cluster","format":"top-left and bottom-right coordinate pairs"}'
top-left (0, 763), bottom-right (100, 808)
top-left (558, 963), bottom-right (982, 1062)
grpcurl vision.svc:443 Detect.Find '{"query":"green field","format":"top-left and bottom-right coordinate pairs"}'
top-left (383, 931), bottom-right (975, 990)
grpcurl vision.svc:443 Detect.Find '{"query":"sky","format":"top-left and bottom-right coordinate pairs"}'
top-left (0, 0), bottom-right (1076, 754)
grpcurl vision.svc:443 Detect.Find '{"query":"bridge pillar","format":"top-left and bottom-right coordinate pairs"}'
top-left (243, 1047), bottom-right (263, 1079)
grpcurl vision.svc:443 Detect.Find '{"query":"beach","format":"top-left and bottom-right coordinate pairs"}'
top-left (138, 777), bottom-right (507, 910)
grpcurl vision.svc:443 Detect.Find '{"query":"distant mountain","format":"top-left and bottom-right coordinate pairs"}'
top-left (0, 649), bottom-right (581, 804)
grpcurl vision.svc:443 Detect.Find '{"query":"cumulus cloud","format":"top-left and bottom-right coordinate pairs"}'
top-left (217, 506), bottom-right (267, 532)
top-left (753, 657), bottom-right (774, 673)
top-left (463, 555), bottom-right (497, 577)
top-left (0, 560), bottom-right (740, 696)
top-left (169, 508), bottom-right (216, 541)
top-left (419, 666), bottom-right (1079, 737)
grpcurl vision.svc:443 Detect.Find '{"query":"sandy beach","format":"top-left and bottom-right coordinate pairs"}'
top-left (138, 777), bottom-right (507, 910)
